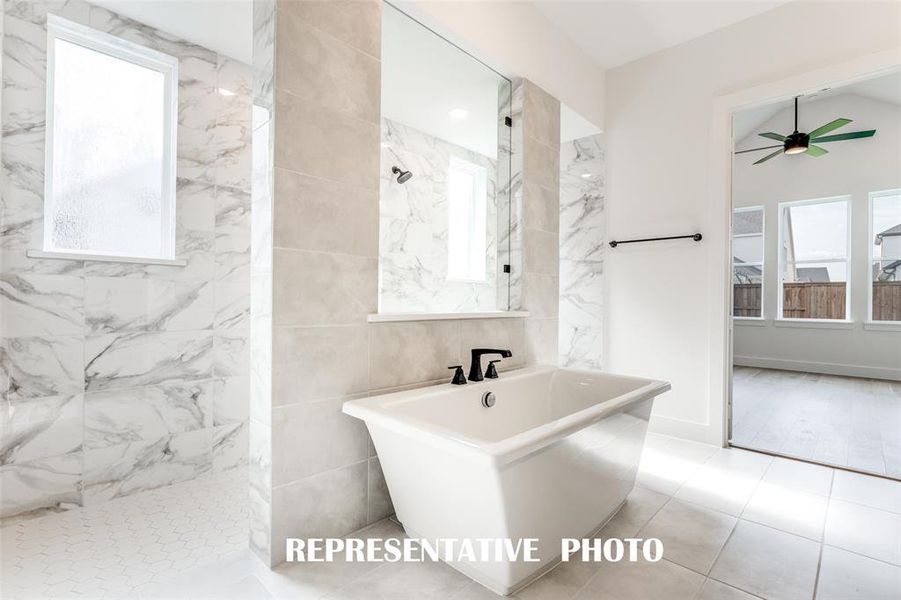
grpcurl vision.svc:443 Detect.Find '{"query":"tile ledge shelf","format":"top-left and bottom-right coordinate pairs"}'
top-left (368, 311), bottom-right (531, 323)
top-left (26, 249), bottom-right (187, 267)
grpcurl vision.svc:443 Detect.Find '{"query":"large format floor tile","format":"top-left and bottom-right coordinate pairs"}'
top-left (637, 499), bottom-right (736, 574)
top-left (709, 520), bottom-right (820, 600)
top-left (741, 481), bottom-right (828, 540)
top-left (673, 448), bottom-right (772, 516)
top-left (824, 498), bottom-right (901, 565)
top-left (573, 558), bottom-right (704, 600)
top-left (816, 545), bottom-right (901, 600)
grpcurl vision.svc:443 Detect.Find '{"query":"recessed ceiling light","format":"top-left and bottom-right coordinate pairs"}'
top-left (448, 108), bottom-right (469, 120)
top-left (218, 87), bottom-right (236, 97)
top-left (581, 173), bottom-right (592, 179)
top-left (380, 142), bottom-right (391, 149)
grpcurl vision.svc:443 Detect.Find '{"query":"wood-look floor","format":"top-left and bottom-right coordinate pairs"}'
top-left (731, 366), bottom-right (901, 479)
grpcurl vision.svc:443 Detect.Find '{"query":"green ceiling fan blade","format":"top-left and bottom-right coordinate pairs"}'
top-left (758, 132), bottom-right (786, 141)
top-left (811, 130), bottom-right (876, 143)
top-left (807, 118), bottom-right (852, 139)
top-left (735, 144), bottom-right (782, 155)
top-left (753, 148), bottom-right (783, 165)
top-left (805, 145), bottom-right (828, 157)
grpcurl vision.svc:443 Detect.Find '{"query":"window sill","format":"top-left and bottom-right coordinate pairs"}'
top-left (864, 321), bottom-right (901, 332)
top-left (773, 318), bottom-right (854, 330)
top-left (368, 311), bottom-right (530, 323)
top-left (27, 249), bottom-right (186, 267)
top-left (733, 317), bottom-right (766, 327)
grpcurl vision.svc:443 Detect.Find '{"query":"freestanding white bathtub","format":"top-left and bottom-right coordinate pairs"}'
top-left (342, 365), bottom-right (670, 595)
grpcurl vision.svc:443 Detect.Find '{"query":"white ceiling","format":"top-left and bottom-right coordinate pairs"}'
top-left (88, 1), bottom-right (252, 63)
top-left (382, 3), bottom-right (505, 158)
top-left (734, 71), bottom-right (901, 143)
top-left (532, 0), bottom-right (787, 69)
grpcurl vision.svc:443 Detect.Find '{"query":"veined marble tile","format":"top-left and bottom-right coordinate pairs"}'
top-left (0, 450), bottom-right (81, 519)
top-left (1, 15), bottom-right (47, 146)
top-left (0, 273), bottom-right (84, 336)
top-left (178, 75), bottom-right (218, 131)
top-left (214, 281), bottom-right (250, 331)
top-left (84, 277), bottom-right (214, 334)
top-left (218, 56), bottom-right (252, 98)
top-left (86, 3), bottom-right (218, 84)
top-left (84, 330), bottom-right (213, 392)
top-left (84, 381), bottom-right (213, 449)
top-left (560, 134), bottom-right (605, 262)
top-left (176, 178), bottom-right (217, 233)
top-left (251, 0), bottom-right (276, 107)
top-left (2, 335), bottom-right (84, 400)
top-left (213, 421), bottom-right (248, 472)
top-left (379, 118), bottom-right (502, 313)
top-left (4, 0), bottom-right (90, 26)
top-left (0, 249), bottom-right (84, 277)
top-left (214, 330), bottom-right (249, 378)
top-left (178, 124), bottom-right (219, 185)
top-left (213, 376), bottom-right (250, 426)
top-left (2, 137), bottom-right (44, 250)
top-left (83, 229), bottom-right (215, 283)
top-left (559, 133), bottom-right (604, 369)
top-left (1, 394), bottom-right (82, 465)
top-left (215, 186), bottom-right (251, 283)
top-left (82, 428), bottom-right (212, 504)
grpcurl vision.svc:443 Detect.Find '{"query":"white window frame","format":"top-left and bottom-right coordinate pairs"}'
top-left (868, 188), bottom-right (901, 325)
top-left (776, 195), bottom-right (852, 323)
top-left (43, 15), bottom-right (179, 260)
top-left (446, 155), bottom-right (488, 283)
top-left (732, 205), bottom-right (765, 320)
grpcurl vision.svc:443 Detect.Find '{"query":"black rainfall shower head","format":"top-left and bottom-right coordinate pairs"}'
top-left (391, 165), bottom-right (413, 184)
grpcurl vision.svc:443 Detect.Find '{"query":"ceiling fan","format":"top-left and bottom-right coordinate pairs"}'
top-left (736, 96), bottom-right (876, 165)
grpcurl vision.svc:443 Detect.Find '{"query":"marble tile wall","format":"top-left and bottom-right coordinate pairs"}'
top-left (248, 0), bottom-right (275, 567)
top-left (0, 0), bottom-right (251, 519)
top-left (379, 118), bottom-right (502, 313)
top-left (256, 1), bottom-right (561, 568)
top-left (559, 134), bottom-right (605, 369)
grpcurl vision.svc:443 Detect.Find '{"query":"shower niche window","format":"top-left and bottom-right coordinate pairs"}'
top-left (378, 4), bottom-right (514, 315)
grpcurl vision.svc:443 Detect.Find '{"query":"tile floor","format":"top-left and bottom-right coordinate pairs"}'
top-left (731, 366), bottom-right (901, 478)
top-left (3, 435), bottom-right (901, 599)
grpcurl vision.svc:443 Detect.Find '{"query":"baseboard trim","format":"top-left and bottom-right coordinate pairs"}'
top-left (733, 355), bottom-right (901, 381)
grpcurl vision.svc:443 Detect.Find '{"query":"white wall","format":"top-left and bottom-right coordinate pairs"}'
top-left (733, 93), bottom-right (901, 380)
top-left (604, 1), bottom-right (901, 444)
top-left (398, 0), bottom-right (605, 127)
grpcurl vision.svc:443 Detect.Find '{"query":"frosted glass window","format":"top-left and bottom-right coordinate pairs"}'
top-left (44, 17), bottom-right (177, 259)
top-left (447, 157), bottom-right (488, 282)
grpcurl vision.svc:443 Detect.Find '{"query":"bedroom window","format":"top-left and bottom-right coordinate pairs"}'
top-left (733, 206), bottom-right (764, 318)
top-left (43, 16), bottom-right (178, 260)
top-left (870, 189), bottom-right (901, 322)
top-left (778, 197), bottom-right (851, 321)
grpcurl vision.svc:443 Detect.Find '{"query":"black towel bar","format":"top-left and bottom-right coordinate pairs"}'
top-left (608, 233), bottom-right (702, 248)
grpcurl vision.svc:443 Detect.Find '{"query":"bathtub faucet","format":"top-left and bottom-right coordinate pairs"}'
top-left (468, 348), bottom-right (512, 382)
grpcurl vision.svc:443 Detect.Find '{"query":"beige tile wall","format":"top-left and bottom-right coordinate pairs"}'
top-left (254, 0), bottom-right (562, 567)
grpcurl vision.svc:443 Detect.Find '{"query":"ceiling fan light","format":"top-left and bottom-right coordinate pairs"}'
top-left (783, 132), bottom-right (810, 155)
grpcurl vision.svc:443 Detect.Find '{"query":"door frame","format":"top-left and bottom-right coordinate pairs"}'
top-left (708, 48), bottom-right (901, 448)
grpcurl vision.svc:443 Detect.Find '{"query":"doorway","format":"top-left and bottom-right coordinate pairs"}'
top-left (728, 71), bottom-right (901, 480)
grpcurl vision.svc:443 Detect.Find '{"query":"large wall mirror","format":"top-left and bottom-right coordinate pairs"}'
top-left (379, 3), bottom-right (513, 315)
